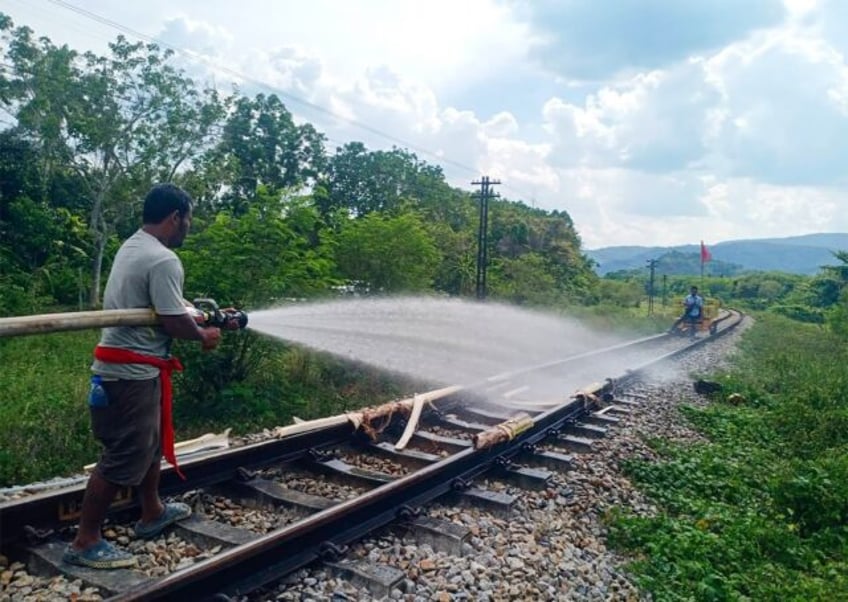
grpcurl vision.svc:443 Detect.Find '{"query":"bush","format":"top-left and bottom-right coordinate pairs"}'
top-left (0, 331), bottom-right (100, 484)
top-left (610, 315), bottom-right (848, 601)
top-left (768, 303), bottom-right (825, 324)
top-left (0, 328), bottom-right (413, 485)
top-left (771, 453), bottom-right (848, 536)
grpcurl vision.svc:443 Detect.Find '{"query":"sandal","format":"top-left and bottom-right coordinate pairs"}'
top-left (134, 502), bottom-right (192, 539)
top-left (63, 539), bottom-right (136, 570)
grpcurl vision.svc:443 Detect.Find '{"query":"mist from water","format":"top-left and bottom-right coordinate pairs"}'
top-left (248, 297), bottom-right (637, 400)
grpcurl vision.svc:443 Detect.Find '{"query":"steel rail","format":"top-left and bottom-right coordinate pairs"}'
top-left (0, 423), bottom-right (355, 546)
top-left (609, 308), bottom-right (744, 396)
top-left (1, 312), bottom-right (744, 600)
top-left (0, 327), bottom-right (678, 548)
top-left (112, 396), bottom-right (590, 600)
top-left (112, 311), bottom-right (746, 600)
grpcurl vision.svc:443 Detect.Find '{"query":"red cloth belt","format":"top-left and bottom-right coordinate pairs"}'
top-left (94, 345), bottom-right (185, 479)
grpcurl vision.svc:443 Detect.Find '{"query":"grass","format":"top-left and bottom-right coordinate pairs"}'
top-left (0, 331), bottom-right (102, 484)
top-left (0, 329), bottom-right (415, 486)
top-left (567, 301), bottom-right (677, 336)
top-left (10, 311), bottom-right (844, 600)
top-left (608, 314), bottom-right (848, 601)
top-left (0, 305), bottom-right (669, 486)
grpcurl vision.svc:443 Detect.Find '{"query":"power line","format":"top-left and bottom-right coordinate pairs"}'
top-left (3, 0), bottom-right (128, 49)
top-left (0, 62), bottom-right (350, 152)
top-left (9, 1), bottom-right (547, 207)
top-left (44, 0), bottom-right (483, 176)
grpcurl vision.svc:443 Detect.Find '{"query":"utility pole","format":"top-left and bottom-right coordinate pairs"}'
top-left (662, 274), bottom-right (668, 307)
top-left (646, 259), bottom-right (658, 315)
top-left (472, 176), bottom-right (500, 300)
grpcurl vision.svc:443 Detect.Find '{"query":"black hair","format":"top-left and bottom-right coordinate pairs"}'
top-left (142, 183), bottom-right (192, 224)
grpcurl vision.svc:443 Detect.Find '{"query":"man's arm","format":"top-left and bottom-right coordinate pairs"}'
top-left (159, 314), bottom-right (221, 350)
top-left (150, 258), bottom-right (221, 350)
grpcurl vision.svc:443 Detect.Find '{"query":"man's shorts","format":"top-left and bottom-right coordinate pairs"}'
top-left (90, 377), bottom-right (161, 487)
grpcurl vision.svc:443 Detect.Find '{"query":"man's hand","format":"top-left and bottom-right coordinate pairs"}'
top-left (220, 308), bottom-right (243, 331)
top-left (199, 326), bottom-right (222, 351)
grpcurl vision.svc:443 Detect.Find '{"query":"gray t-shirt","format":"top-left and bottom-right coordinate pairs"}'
top-left (92, 229), bottom-right (188, 380)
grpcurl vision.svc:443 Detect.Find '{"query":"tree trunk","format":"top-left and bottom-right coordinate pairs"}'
top-left (90, 232), bottom-right (106, 308)
top-left (88, 189), bottom-right (107, 308)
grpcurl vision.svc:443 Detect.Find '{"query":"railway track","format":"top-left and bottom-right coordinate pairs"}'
top-left (0, 310), bottom-right (743, 601)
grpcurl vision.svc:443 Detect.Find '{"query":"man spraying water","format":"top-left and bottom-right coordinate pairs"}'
top-left (64, 184), bottom-right (243, 570)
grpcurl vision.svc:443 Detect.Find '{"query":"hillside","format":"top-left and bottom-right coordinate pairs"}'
top-left (586, 233), bottom-right (848, 275)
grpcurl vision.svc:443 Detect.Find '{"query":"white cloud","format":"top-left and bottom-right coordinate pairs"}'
top-left (157, 16), bottom-right (234, 58)
top-left (707, 30), bottom-right (848, 185)
top-left (160, 0), bottom-right (534, 96)
top-left (574, 171), bottom-right (848, 248)
top-left (6, 0), bottom-right (848, 249)
top-left (514, 0), bottom-right (786, 79)
top-left (783, 0), bottom-right (818, 19)
top-left (697, 177), bottom-right (847, 245)
top-left (483, 112), bottom-right (520, 138)
top-left (542, 62), bottom-right (721, 174)
top-left (481, 137), bottom-right (556, 195)
top-left (146, 8), bottom-right (848, 247)
top-left (541, 23), bottom-right (848, 189)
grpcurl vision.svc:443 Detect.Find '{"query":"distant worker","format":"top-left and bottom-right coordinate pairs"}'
top-left (63, 184), bottom-right (237, 570)
top-left (682, 285), bottom-right (704, 339)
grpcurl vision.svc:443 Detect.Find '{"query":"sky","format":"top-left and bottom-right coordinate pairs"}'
top-left (2, 0), bottom-right (848, 249)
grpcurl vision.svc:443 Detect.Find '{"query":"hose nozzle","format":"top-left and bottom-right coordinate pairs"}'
top-left (191, 298), bottom-right (248, 329)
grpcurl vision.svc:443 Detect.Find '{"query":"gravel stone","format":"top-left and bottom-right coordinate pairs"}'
top-left (0, 319), bottom-right (749, 601)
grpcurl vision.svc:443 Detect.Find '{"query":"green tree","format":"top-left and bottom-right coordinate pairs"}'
top-left (486, 201), bottom-right (597, 303)
top-left (426, 221), bottom-right (477, 296)
top-left (1, 19), bottom-right (225, 306)
top-left (757, 279), bottom-right (784, 302)
top-left (821, 251), bottom-right (848, 335)
top-left (180, 187), bottom-right (335, 307)
top-left (821, 250), bottom-right (848, 284)
top-left (206, 93), bottom-right (326, 214)
top-left (321, 142), bottom-right (446, 217)
top-left (802, 277), bottom-right (842, 308)
top-left (0, 130), bottom-right (91, 312)
top-left (335, 211), bottom-right (440, 292)
top-left (73, 37), bottom-right (224, 306)
top-left (597, 278), bottom-right (644, 307)
top-left (488, 253), bottom-right (557, 305)
top-left (0, 18), bottom-right (78, 199)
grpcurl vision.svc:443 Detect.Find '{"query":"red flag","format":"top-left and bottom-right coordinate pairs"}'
top-left (700, 240), bottom-right (712, 263)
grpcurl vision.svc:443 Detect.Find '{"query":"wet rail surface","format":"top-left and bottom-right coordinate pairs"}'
top-left (0, 310), bottom-right (743, 601)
